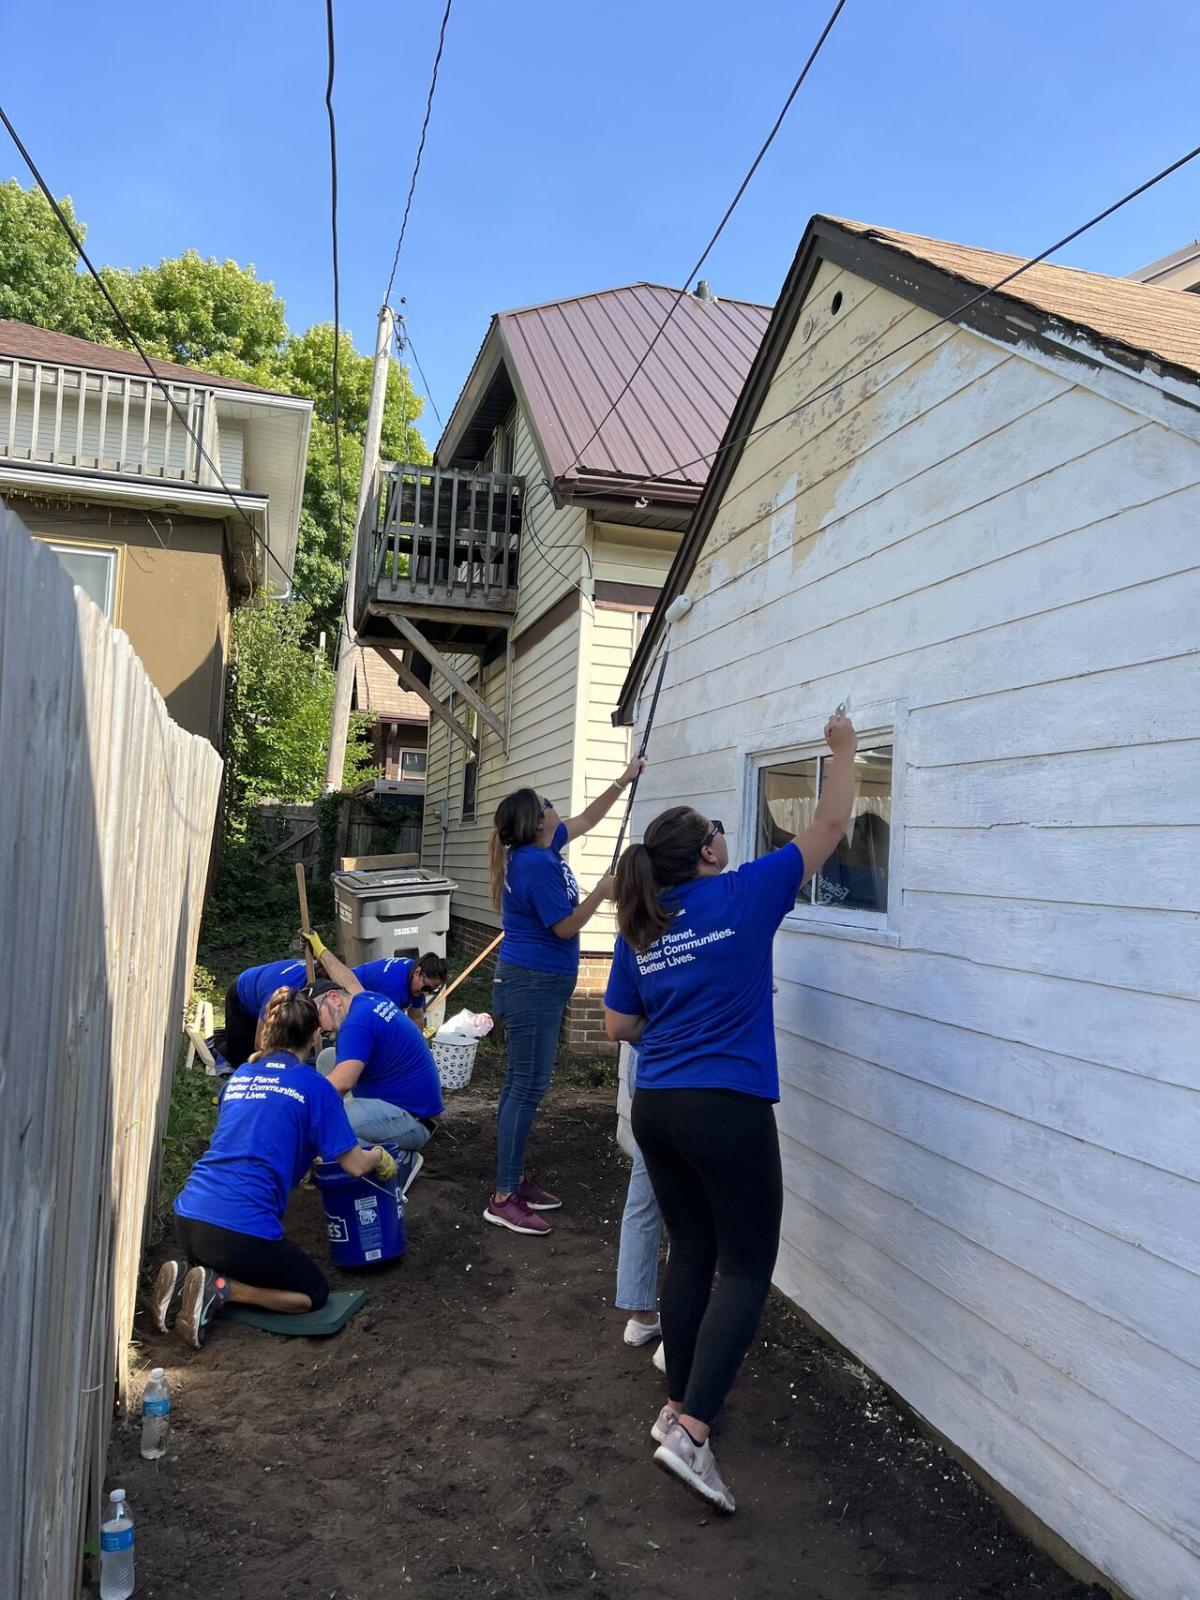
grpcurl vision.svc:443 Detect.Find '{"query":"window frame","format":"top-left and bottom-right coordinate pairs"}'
top-left (400, 747), bottom-right (428, 781)
top-left (42, 539), bottom-right (119, 619)
top-left (739, 701), bottom-right (906, 948)
top-left (460, 705), bottom-right (479, 822)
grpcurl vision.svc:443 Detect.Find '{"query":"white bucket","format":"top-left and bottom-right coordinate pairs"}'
top-left (432, 1035), bottom-right (478, 1092)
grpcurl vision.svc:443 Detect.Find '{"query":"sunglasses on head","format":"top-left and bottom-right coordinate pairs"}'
top-left (540, 798), bottom-right (554, 814)
top-left (704, 819), bottom-right (725, 847)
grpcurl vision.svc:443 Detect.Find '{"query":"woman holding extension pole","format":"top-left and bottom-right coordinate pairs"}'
top-left (484, 753), bottom-right (645, 1236)
top-left (605, 710), bottom-right (858, 1513)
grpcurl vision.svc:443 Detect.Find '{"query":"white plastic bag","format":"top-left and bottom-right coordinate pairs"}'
top-left (434, 1009), bottom-right (494, 1043)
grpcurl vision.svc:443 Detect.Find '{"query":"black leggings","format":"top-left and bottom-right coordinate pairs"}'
top-left (174, 1213), bottom-right (329, 1309)
top-left (632, 1087), bottom-right (783, 1426)
top-left (223, 982), bottom-right (258, 1070)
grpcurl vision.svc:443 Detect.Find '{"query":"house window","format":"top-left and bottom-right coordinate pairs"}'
top-left (401, 749), bottom-right (427, 780)
top-left (756, 743), bottom-right (893, 917)
top-left (45, 541), bottom-right (117, 618)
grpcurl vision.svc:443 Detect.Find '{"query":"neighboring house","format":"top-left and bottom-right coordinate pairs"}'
top-left (615, 218), bottom-right (1200, 1600)
top-left (1129, 238), bottom-right (1200, 293)
top-left (353, 644), bottom-right (429, 791)
top-left (0, 320), bottom-right (311, 746)
top-left (352, 281), bottom-right (768, 1045)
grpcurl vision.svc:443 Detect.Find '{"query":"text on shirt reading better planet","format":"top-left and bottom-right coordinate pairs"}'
top-left (223, 1074), bottom-right (310, 1106)
top-left (635, 925), bottom-right (736, 975)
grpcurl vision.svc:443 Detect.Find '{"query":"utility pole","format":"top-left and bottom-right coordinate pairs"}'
top-left (324, 303), bottom-right (394, 792)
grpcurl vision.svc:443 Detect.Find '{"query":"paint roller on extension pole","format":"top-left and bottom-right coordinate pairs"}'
top-left (609, 594), bottom-right (693, 873)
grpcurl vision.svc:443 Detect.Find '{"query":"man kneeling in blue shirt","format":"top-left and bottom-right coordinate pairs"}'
top-left (303, 935), bottom-right (444, 1150)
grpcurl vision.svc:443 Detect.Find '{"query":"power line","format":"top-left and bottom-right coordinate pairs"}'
top-left (0, 99), bottom-right (315, 605)
top-left (584, 136), bottom-right (1200, 502)
top-left (563, 0), bottom-right (848, 479)
top-left (400, 319), bottom-right (444, 430)
top-left (383, 0), bottom-right (454, 305)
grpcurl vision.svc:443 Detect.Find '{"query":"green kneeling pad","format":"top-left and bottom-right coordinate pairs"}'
top-left (222, 1289), bottom-right (366, 1337)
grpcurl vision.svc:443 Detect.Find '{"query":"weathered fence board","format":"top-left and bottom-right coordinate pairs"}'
top-left (0, 509), bottom-right (222, 1599)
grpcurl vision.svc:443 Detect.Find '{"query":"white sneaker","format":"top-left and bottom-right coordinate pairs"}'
top-left (654, 1422), bottom-right (735, 1514)
top-left (624, 1315), bottom-right (662, 1347)
top-left (651, 1404), bottom-right (678, 1444)
top-left (652, 1339), bottom-right (666, 1374)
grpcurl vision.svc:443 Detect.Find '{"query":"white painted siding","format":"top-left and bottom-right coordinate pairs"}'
top-left (627, 257), bottom-right (1200, 1600)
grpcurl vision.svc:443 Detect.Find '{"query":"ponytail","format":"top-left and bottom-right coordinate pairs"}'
top-left (614, 806), bottom-right (710, 953)
top-left (261, 986), bottom-right (321, 1057)
top-left (490, 787), bottom-right (544, 910)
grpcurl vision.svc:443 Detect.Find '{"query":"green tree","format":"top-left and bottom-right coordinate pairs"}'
top-left (222, 598), bottom-right (374, 825)
top-left (0, 179), bottom-right (102, 335)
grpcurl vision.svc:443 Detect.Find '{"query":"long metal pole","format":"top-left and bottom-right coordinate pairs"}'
top-left (324, 303), bottom-right (394, 792)
top-left (609, 646), bottom-right (669, 872)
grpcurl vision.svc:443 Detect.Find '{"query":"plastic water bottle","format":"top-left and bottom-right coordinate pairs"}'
top-left (139, 1368), bottom-right (170, 1459)
top-left (99, 1489), bottom-right (134, 1599)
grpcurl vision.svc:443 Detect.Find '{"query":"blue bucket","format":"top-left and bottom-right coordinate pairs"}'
top-left (313, 1143), bottom-right (407, 1267)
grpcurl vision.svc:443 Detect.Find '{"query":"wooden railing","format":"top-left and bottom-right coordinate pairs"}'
top-left (368, 462), bottom-right (522, 612)
top-left (0, 355), bottom-right (209, 483)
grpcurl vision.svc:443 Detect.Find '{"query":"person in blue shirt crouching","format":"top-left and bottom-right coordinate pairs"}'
top-left (353, 952), bottom-right (448, 1024)
top-left (151, 987), bottom-right (396, 1349)
top-left (222, 955), bottom-right (308, 1068)
top-left (302, 934), bottom-right (444, 1153)
top-left (483, 754), bottom-right (644, 1236)
top-left (605, 710), bottom-right (858, 1516)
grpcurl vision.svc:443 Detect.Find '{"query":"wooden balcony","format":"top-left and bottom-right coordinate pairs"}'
top-left (354, 462), bottom-right (522, 644)
top-left (0, 355), bottom-right (211, 484)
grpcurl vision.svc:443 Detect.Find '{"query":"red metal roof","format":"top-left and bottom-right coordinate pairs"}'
top-left (0, 319), bottom-right (293, 397)
top-left (495, 284), bottom-right (771, 493)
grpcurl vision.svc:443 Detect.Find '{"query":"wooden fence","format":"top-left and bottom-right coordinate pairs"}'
top-left (0, 512), bottom-right (222, 1598)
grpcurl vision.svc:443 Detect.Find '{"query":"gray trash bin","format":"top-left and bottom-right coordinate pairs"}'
top-left (331, 866), bottom-right (457, 967)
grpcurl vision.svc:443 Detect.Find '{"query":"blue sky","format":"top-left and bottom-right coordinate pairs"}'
top-left (5, 0), bottom-right (1199, 445)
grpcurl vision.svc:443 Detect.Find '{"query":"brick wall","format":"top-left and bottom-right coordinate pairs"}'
top-left (450, 915), bottom-right (616, 1057)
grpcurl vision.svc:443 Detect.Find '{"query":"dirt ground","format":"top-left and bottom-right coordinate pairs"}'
top-left (109, 1082), bottom-right (1106, 1600)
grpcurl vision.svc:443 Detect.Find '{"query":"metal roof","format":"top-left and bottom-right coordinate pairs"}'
top-left (438, 283), bottom-right (770, 500)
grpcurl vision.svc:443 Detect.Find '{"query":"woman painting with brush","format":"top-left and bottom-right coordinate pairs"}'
top-left (484, 752), bottom-right (645, 1235)
top-left (605, 709), bottom-right (858, 1514)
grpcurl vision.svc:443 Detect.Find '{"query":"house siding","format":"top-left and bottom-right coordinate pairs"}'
top-left (18, 499), bottom-right (231, 746)
top-left (626, 258), bottom-right (1200, 1600)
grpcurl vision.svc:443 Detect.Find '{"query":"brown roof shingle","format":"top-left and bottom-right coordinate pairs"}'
top-left (353, 649), bottom-right (429, 722)
top-left (0, 319), bottom-right (295, 397)
top-left (828, 219), bottom-right (1200, 378)
top-left (496, 283), bottom-right (771, 491)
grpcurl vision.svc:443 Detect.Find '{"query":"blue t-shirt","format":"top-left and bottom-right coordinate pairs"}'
top-left (235, 958), bottom-right (308, 1019)
top-left (353, 957), bottom-right (424, 1010)
top-left (500, 821), bottom-right (580, 975)
top-left (175, 1051), bottom-right (356, 1239)
top-left (336, 991), bottom-right (444, 1119)
top-left (604, 844), bottom-right (805, 1101)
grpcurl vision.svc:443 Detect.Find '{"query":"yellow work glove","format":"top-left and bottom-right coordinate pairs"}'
top-left (374, 1148), bottom-right (398, 1185)
top-left (300, 929), bottom-right (327, 962)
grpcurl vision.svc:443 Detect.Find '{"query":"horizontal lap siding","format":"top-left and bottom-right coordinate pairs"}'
top-left (627, 258), bottom-right (1200, 1599)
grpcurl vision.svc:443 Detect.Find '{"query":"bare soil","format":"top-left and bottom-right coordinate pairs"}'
top-left (110, 1082), bottom-right (1106, 1600)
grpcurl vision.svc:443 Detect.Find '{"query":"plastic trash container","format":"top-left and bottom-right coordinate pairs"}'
top-left (331, 866), bottom-right (456, 966)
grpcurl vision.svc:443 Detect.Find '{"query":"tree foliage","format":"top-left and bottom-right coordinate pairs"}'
top-left (222, 599), bottom-right (375, 826)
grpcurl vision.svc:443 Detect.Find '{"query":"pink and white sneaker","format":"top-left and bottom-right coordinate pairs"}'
top-left (483, 1193), bottom-right (551, 1235)
top-left (653, 1422), bottom-right (736, 1514)
top-left (650, 1404), bottom-right (678, 1444)
top-left (516, 1175), bottom-right (561, 1210)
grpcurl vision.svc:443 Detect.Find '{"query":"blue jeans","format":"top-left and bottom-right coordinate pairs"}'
top-left (492, 961), bottom-right (576, 1194)
top-left (345, 1097), bottom-right (432, 1150)
top-left (616, 1048), bottom-right (664, 1311)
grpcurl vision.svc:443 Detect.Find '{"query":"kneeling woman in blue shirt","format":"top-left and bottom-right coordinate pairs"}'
top-left (484, 754), bottom-right (643, 1236)
top-left (154, 988), bottom-right (395, 1349)
top-left (605, 712), bottom-right (857, 1515)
